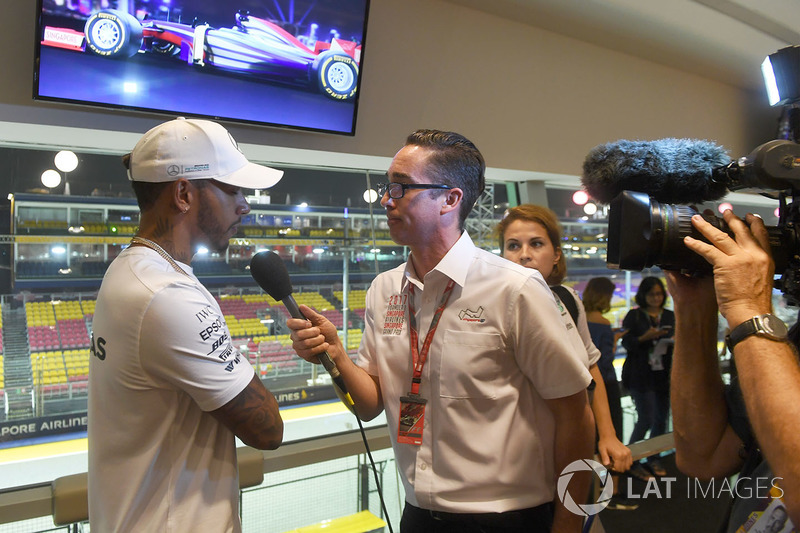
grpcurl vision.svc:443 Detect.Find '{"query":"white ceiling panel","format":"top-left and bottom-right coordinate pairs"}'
top-left (444, 0), bottom-right (800, 92)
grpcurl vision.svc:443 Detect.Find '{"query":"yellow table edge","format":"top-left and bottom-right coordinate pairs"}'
top-left (284, 510), bottom-right (386, 533)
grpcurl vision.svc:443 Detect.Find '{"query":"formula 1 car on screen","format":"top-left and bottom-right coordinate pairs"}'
top-left (50, 9), bottom-right (360, 101)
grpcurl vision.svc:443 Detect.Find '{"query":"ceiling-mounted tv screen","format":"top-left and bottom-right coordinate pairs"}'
top-left (34, 0), bottom-right (369, 135)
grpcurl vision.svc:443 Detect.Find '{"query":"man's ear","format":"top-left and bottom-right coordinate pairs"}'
top-left (173, 178), bottom-right (192, 213)
top-left (441, 187), bottom-right (463, 214)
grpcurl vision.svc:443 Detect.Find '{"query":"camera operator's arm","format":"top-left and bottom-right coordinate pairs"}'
top-left (684, 211), bottom-right (800, 525)
top-left (665, 271), bottom-right (743, 479)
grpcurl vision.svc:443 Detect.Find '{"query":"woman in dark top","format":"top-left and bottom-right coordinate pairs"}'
top-left (584, 276), bottom-right (639, 509)
top-left (583, 277), bottom-right (626, 442)
top-left (621, 276), bottom-right (675, 478)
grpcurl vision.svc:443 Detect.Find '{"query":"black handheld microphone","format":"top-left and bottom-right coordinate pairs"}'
top-left (581, 138), bottom-right (732, 205)
top-left (250, 251), bottom-right (354, 406)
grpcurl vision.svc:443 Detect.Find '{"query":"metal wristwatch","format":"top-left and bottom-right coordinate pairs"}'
top-left (725, 313), bottom-right (789, 351)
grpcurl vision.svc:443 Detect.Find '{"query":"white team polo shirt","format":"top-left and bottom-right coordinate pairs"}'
top-left (553, 285), bottom-right (602, 368)
top-left (358, 232), bottom-right (591, 513)
top-left (89, 247), bottom-right (254, 532)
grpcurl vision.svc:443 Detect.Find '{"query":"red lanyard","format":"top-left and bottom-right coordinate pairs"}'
top-left (406, 279), bottom-right (456, 395)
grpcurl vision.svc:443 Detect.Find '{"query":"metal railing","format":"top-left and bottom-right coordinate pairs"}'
top-left (0, 426), bottom-right (393, 529)
top-left (0, 427), bottom-right (676, 532)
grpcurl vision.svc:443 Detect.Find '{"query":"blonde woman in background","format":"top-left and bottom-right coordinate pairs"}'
top-left (497, 205), bottom-right (633, 476)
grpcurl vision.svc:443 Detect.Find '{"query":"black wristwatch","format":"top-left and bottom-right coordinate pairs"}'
top-left (725, 313), bottom-right (789, 351)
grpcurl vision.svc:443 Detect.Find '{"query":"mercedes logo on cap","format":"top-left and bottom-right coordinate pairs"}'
top-left (167, 165), bottom-right (181, 176)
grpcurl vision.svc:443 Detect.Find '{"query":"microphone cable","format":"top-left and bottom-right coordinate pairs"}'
top-left (301, 346), bottom-right (396, 532)
top-left (352, 409), bottom-right (395, 533)
top-left (248, 250), bottom-right (395, 530)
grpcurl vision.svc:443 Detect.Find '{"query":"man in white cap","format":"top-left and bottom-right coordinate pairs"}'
top-left (88, 118), bottom-right (285, 532)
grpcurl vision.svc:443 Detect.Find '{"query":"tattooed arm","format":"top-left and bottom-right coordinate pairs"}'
top-left (211, 375), bottom-right (283, 449)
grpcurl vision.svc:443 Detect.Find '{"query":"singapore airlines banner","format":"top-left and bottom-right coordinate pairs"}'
top-left (0, 385), bottom-right (337, 443)
top-left (0, 413), bottom-right (88, 443)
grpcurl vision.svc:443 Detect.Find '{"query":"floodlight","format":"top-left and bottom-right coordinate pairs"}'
top-left (762, 46), bottom-right (800, 106)
top-left (54, 150), bottom-right (78, 173)
top-left (41, 169), bottom-right (61, 188)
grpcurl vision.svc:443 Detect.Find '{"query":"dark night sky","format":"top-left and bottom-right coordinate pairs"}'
top-left (0, 146), bottom-right (400, 209)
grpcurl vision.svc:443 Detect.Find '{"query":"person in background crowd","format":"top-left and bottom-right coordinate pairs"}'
top-left (288, 130), bottom-right (594, 533)
top-left (496, 204), bottom-right (632, 475)
top-left (89, 118), bottom-right (284, 532)
top-left (582, 276), bottom-right (636, 509)
top-left (620, 276), bottom-right (674, 480)
top-left (583, 277), bottom-right (626, 441)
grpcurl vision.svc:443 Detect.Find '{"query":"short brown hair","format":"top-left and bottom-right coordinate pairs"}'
top-left (404, 129), bottom-right (485, 232)
top-left (582, 277), bottom-right (616, 314)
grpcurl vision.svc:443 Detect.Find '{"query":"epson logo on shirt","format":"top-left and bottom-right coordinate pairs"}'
top-left (199, 318), bottom-right (224, 340)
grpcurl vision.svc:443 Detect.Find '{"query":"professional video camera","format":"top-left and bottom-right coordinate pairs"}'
top-left (581, 138), bottom-right (800, 304)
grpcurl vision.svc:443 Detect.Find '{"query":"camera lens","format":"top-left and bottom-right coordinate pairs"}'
top-left (607, 190), bottom-right (790, 276)
top-left (607, 191), bottom-right (719, 274)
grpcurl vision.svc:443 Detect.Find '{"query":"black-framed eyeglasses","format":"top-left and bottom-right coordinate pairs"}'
top-left (377, 182), bottom-right (452, 199)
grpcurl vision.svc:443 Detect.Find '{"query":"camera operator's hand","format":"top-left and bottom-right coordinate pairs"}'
top-left (665, 207), bottom-right (720, 320)
top-left (682, 210), bottom-right (774, 327)
top-left (664, 271), bottom-right (716, 313)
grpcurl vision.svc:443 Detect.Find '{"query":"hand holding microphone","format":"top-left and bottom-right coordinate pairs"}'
top-left (250, 251), bottom-right (354, 407)
top-left (286, 304), bottom-right (343, 370)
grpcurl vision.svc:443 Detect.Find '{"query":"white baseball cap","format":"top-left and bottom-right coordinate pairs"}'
top-left (127, 117), bottom-right (284, 189)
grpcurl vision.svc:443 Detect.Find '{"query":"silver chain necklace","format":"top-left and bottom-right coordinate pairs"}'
top-left (130, 236), bottom-right (190, 277)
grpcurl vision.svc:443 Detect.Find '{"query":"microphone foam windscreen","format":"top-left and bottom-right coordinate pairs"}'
top-left (581, 138), bottom-right (731, 205)
top-left (250, 251), bottom-right (293, 301)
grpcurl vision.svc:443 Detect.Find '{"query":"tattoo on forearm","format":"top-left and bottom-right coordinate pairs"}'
top-left (224, 377), bottom-right (282, 444)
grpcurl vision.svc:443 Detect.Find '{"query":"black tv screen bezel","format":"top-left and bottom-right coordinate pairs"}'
top-left (32, 0), bottom-right (370, 136)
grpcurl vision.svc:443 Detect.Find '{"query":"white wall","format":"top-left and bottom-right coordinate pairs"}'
top-left (0, 0), bottom-right (778, 179)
